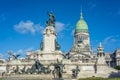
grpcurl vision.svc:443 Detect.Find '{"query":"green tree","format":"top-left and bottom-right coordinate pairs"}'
top-left (115, 66), bottom-right (120, 70)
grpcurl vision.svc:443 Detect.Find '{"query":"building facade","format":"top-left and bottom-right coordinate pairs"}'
top-left (0, 11), bottom-right (120, 78)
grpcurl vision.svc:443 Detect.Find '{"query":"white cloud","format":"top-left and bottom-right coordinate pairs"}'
top-left (91, 35), bottom-right (120, 52)
top-left (100, 35), bottom-right (120, 52)
top-left (16, 49), bottom-right (24, 55)
top-left (14, 20), bottom-right (70, 35)
top-left (14, 20), bottom-right (44, 34)
top-left (15, 47), bottom-right (34, 57)
top-left (25, 47), bottom-right (34, 52)
top-left (55, 22), bottom-right (73, 39)
top-left (102, 35), bottom-right (120, 45)
top-left (0, 53), bottom-right (3, 58)
top-left (34, 24), bottom-right (44, 34)
top-left (55, 22), bottom-right (65, 33)
top-left (102, 36), bottom-right (112, 45)
top-left (14, 21), bottom-right (35, 34)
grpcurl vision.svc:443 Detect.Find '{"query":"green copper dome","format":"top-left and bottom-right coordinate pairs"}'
top-left (75, 12), bottom-right (88, 33)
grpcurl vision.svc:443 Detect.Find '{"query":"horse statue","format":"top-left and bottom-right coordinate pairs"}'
top-left (30, 60), bottom-right (43, 74)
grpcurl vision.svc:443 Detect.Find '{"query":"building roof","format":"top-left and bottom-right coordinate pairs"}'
top-left (75, 11), bottom-right (88, 33)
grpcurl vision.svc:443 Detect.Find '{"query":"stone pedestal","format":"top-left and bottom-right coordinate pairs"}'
top-left (97, 56), bottom-right (106, 64)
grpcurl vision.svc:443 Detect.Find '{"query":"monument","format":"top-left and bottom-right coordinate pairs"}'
top-left (0, 11), bottom-right (120, 79)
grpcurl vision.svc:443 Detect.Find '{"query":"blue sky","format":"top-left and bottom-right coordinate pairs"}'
top-left (0, 0), bottom-right (120, 59)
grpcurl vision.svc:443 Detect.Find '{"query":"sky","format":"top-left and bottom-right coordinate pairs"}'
top-left (0, 0), bottom-right (120, 59)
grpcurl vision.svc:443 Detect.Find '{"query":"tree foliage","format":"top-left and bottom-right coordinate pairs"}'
top-left (114, 66), bottom-right (120, 70)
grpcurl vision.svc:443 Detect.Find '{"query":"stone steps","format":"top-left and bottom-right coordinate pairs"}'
top-left (1, 74), bottom-right (72, 80)
top-left (2, 77), bottom-right (72, 80)
top-left (77, 73), bottom-right (109, 78)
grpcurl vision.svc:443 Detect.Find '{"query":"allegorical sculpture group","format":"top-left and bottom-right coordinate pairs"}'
top-left (3, 56), bottom-right (80, 79)
top-left (3, 59), bottom-right (67, 80)
top-left (3, 46), bottom-right (80, 79)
